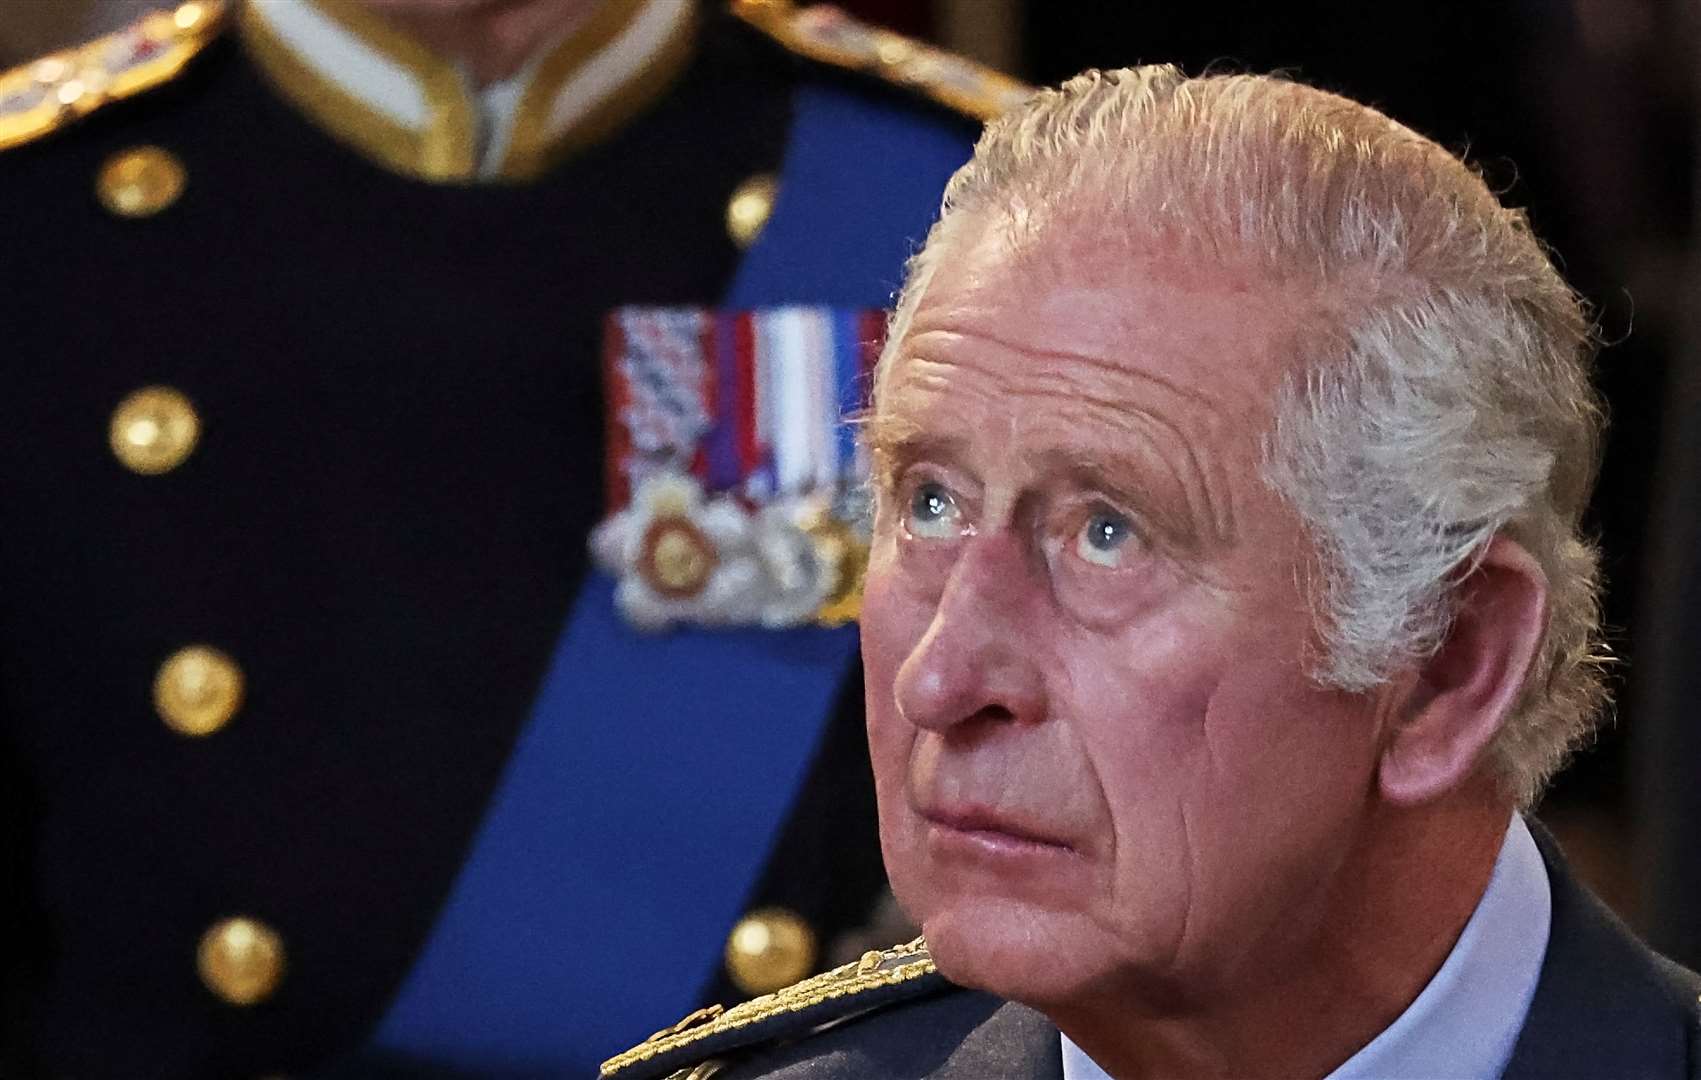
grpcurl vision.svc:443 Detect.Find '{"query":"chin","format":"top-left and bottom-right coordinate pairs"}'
top-left (916, 897), bottom-right (1126, 1010)
top-left (883, 822), bottom-right (1126, 1007)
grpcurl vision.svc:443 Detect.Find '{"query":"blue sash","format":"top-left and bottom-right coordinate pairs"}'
top-left (369, 86), bottom-right (970, 1072)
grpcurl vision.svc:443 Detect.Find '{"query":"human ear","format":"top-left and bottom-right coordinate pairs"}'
top-left (1376, 535), bottom-right (1548, 805)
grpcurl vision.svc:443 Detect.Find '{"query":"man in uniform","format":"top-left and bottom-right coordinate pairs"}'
top-left (602, 65), bottom-right (1701, 1080)
top-left (0, 1), bottom-right (1028, 1075)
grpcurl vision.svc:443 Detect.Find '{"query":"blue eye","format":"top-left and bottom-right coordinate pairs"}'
top-left (1076, 511), bottom-right (1136, 568)
top-left (906, 482), bottom-right (960, 539)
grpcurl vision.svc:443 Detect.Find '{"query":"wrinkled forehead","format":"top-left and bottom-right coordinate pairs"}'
top-left (877, 212), bottom-right (1320, 429)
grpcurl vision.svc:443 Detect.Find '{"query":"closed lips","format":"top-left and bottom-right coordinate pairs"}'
top-left (916, 801), bottom-right (1077, 851)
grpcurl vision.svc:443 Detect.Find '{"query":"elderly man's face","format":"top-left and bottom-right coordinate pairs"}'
top-left (862, 220), bottom-right (1391, 1009)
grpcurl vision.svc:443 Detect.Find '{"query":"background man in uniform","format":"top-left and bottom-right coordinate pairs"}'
top-left (603, 65), bottom-right (1701, 1080)
top-left (0, 0), bottom-right (1028, 1075)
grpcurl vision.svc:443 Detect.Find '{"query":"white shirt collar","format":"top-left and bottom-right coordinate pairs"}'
top-left (1061, 815), bottom-right (1552, 1080)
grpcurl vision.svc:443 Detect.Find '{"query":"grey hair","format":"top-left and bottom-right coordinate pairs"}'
top-left (878, 66), bottom-right (1608, 807)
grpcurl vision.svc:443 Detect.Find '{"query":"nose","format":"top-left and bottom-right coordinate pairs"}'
top-left (893, 531), bottom-right (1048, 734)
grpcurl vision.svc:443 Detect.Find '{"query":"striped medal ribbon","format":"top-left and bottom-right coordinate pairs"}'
top-left (592, 306), bottom-right (885, 631)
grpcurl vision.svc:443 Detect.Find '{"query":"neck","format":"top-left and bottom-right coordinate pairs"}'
top-left (1059, 787), bottom-right (1512, 1080)
top-left (359, 0), bottom-right (605, 85)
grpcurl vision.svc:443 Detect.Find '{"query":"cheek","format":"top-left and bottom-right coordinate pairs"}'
top-left (1060, 626), bottom-right (1218, 876)
top-left (1165, 587), bottom-right (1379, 816)
top-left (859, 550), bottom-right (923, 782)
top-left (859, 555), bottom-right (940, 908)
top-left (1075, 609), bottom-right (1381, 955)
top-left (1183, 672), bottom-right (1381, 966)
top-left (1192, 672), bottom-right (1380, 835)
top-left (1061, 603), bottom-right (1357, 851)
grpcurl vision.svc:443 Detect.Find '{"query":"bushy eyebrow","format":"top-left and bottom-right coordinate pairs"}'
top-left (1032, 449), bottom-right (1210, 556)
top-left (862, 416), bottom-right (962, 484)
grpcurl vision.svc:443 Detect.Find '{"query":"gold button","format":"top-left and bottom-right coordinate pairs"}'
top-left (724, 173), bottom-right (778, 250)
top-left (110, 386), bottom-right (200, 474)
top-left (97, 146), bottom-right (187, 218)
top-left (154, 645), bottom-right (244, 737)
top-left (197, 917), bottom-right (285, 1005)
top-left (724, 907), bottom-right (817, 996)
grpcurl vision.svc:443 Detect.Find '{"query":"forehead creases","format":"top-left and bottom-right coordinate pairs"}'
top-left (878, 344), bottom-right (1241, 549)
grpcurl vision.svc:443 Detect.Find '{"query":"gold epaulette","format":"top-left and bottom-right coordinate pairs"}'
top-left (732, 0), bottom-right (1032, 122)
top-left (601, 936), bottom-right (942, 1079)
top-left (0, 0), bottom-right (226, 153)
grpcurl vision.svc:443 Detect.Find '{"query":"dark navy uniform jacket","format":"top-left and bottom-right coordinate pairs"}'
top-left (0, 1), bottom-right (1026, 1075)
top-left (604, 825), bottom-right (1701, 1080)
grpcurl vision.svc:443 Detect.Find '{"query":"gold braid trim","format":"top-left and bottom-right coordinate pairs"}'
top-left (600, 936), bottom-right (936, 1077)
top-left (0, 1), bottom-right (226, 152)
top-left (731, 0), bottom-right (1032, 123)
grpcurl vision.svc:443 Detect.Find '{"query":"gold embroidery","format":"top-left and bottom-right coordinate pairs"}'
top-left (732, 0), bottom-right (1033, 122)
top-left (599, 937), bottom-right (934, 1077)
top-left (0, 1), bottom-right (227, 152)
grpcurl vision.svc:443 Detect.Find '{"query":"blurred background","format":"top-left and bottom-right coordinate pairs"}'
top-left (5, 0), bottom-right (1696, 996)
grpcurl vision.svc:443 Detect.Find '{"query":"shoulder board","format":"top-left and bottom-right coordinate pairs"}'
top-left (732, 0), bottom-right (1033, 122)
top-left (0, 0), bottom-right (226, 153)
top-left (601, 936), bottom-right (949, 1080)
